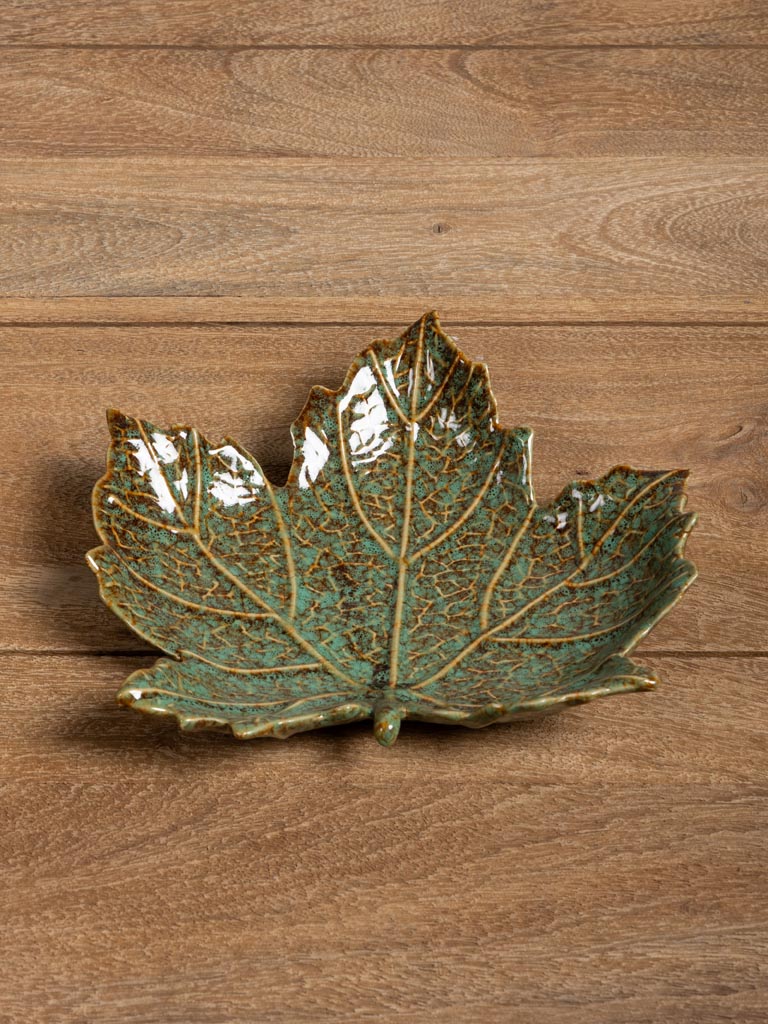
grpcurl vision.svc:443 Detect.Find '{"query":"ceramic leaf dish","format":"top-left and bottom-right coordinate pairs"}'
top-left (89, 312), bottom-right (697, 746)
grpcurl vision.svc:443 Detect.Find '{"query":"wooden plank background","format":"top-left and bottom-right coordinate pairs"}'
top-left (1, 3), bottom-right (766, 1022)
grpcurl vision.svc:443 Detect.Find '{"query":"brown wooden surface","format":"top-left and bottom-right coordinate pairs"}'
top-left (1, 159), bottom-right (766, 314)
top-left (1, 3), bottom-right (766, 1022)
top-left (1, 295), bottom-right (767, 324)
top-left (3, 48), bottom-right (768, 157)
top-left (1, 653), bottom-right (766, 1023)
top-left (1, 1), bottom-right (767, 46)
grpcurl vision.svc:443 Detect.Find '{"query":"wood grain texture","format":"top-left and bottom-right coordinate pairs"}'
top-left (1, 295), bottom-right (767, 325)
top-left (1, 0), bottom-right (767, 47)
top-left (1, 324), bottom-right (765, 656)
top-left (0, 158), bottom-right (766, 314)
top-left (2, 1), bottom-right (766, 1019)
top-left (0, 652), bottom-right (765, 1023)
top-left (2, 47), bottom-right (767, 157)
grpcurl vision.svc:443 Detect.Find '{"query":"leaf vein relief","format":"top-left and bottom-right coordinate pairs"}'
top-left (336, 400), bottom-right (396, 560)
top-left (89, 311), bottom-right (697, 746)
top-left (388, 314), bottom-right (424, 689)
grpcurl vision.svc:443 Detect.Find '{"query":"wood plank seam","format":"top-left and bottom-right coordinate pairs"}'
top-left (0, 320), bottom-right (766, 328)
top-left (2, 43), bottom-right (768, 50)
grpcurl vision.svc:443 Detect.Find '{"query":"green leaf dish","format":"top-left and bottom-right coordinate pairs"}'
top-left (88, 312), bottom-right (697, 747)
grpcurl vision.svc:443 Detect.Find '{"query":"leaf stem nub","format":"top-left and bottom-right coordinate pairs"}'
top-left (373, 700), bottom-right (404, 747)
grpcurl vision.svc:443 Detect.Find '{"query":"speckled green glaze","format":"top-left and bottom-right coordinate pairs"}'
top-left (88, 312), bottom-right (697, 746)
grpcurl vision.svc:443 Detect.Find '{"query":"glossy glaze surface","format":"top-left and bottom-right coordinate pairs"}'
top-left (89, 312), bottom-right (697, 746)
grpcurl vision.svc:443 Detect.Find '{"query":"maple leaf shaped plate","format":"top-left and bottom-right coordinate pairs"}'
top-left (88, 312), bottom-right (697, 747)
